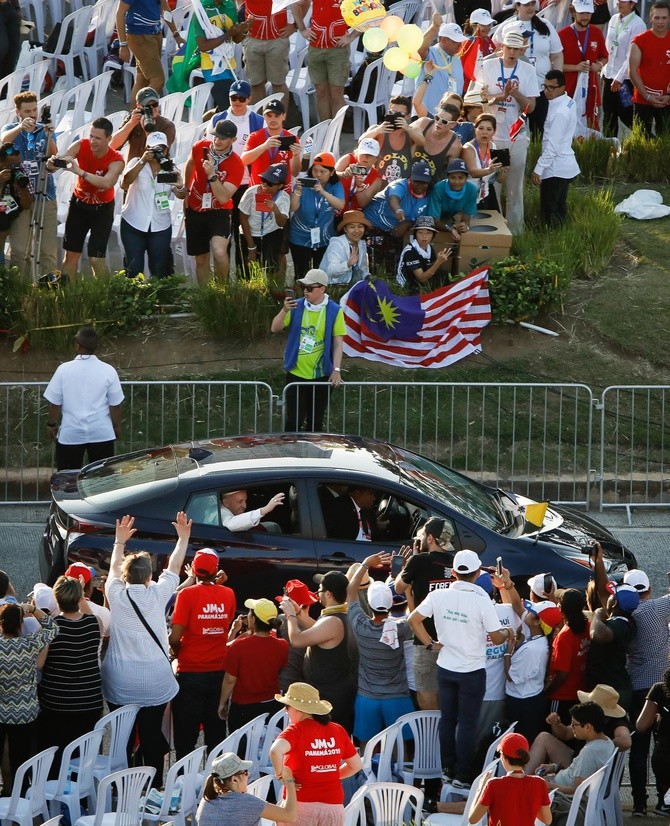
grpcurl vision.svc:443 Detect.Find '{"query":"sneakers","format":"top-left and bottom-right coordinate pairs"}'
top-left (452, 778), bottom-right (472, 790)
top-left (653, 803), bottom-right (670, 817)
top-left (631, 803), bottom-right (647, 817)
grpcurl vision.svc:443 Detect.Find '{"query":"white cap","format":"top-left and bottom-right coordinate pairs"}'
top-left (572, 0), bottom-right (594, 11)
top-left (516, 0), bottom-right (537, 5)
top-left (502, 20), bottom-right (533, 38)
top-left (438, 22), bottom-right (467, 42)
top-left (470, 8), bottom-right (495, 24)
top-left (453, 549), bottom-right (482, 575)
top-left (623, 569), bottom-right (650, 592)
top-left (367, 581), bottom-right (394, 612)
top-left (33, 583), bottom-right (59, 616)
top-left (145, 131), bottom-right (168, 148)
top-left (357, 138), bottom-right (381, 157)
top-left (527, 573), bottom-right (557, 599)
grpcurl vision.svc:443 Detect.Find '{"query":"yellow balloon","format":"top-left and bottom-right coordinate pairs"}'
top-left (362, 27), bottom-right (389, 52)
top-left (403, 60), bottom-right (422, 79)
top-left (379, 14), bottom-right (404, 42)
top-left (383, 46), bottom-right (410, 72)
top-left (396, 23), bottom-right (423, 54)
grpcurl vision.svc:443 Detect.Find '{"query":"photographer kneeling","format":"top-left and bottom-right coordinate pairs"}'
top-left (120, 131), bottom-right (184, 279)
top-left (0, 143), bottom-right (34, 256)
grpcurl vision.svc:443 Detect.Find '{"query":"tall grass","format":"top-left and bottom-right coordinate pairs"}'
top-left (614, 124), bottom-right (670, 182)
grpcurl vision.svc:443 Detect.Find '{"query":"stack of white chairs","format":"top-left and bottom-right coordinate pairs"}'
top-left (395, 710), bottom-right (442, 787)
top-left (0, 59), bottom-right (52, 103)
top-left (344, 58), bottom-right (397, 134)
top-left (19, 0), bottom-right (47, 42)
top-left (85, 0), bottom-right (118, 78)
top-left (54, 71), bottom-right (115, 135)
top-left (30, 5), bottom-right (97, 89)
top-left (181, 83), bottom-right (214, 124)
top-left (43, 729), bottom-right (105, 825)
top-left (320, 105), bottom-right (349, 159)
top-left (197, 713), bottom-right (269, 792)
top-left (286, 47), bottom-right (313, 133)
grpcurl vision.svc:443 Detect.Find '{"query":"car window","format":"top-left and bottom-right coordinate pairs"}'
top-left (188, 484), bottom-right (301, 536)
top-left (318, 483), bottom-right (434, 544)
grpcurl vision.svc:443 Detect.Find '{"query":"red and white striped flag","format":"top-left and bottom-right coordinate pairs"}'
top-left (342, 267), bottom-right (491, 369)
top-left (509, 106), bottom-right (530, 142)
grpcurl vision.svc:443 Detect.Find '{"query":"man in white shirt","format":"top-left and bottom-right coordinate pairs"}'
top-left (474, 29), bottom-right (539, 233)
top-left (602, 0), bottom-right (647, 136)
top-left (409, 549), bottom-right (512, 788)
top-left (44, 327), bottom-right (125, 470)
top-left (219, 488), bottom-right (285, 532)
top-left (531, 70), bottom-right (580, 226)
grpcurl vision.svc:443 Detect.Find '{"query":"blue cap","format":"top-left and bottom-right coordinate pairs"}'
top-left (447, 159), bottom-right (468, 175)
top-left (410, 160), bottom-right (432, 182)
top-left (476, 571), bottom-right (493, 594)
top-left (229, 80), bottom-right (251, 98)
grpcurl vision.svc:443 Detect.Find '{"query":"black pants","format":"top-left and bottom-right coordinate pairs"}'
top-left (540, 177), bottom-right (571, 227)
top-left (284, 374), bottom-right (330, 432)
top-left (505, 692), bottom-right (548, 747)
top-left (108, 701), bottom-right (169, 788)
top-left (0, 5), bottom-right (21, 85)
top-left (56, 439), bottom-right (116, 471)
top-left (240, 227), bottom-right (284, 274)
top-left (0, 720), bottom-right (37, 782)
top-left (289, 243), bottom-right (326, 282)
top-left (629, 688), bottom-right (652, 808)
top-left (602, 77), bottom-right (634, 137)
top-left (228, 699), bottom-right (283, 734)
top-left (633, 103), bottom-right (670, 137)
top-left (172, 671), bottom-right (226, 760)
top-left (38, 707), bottom-right (102, 778)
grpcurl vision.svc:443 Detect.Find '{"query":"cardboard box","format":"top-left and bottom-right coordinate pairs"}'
top-left (433, 210), bottom-right (513, 270)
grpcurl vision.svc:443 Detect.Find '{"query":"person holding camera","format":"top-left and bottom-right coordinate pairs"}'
top-left (0, 143), bottom-right (34, 263)
top-left (50, 118), bottom-right (125, 282)
top-left (110, 87), bottom-right (176, 160)
top-left (120, 131), bottom-right (183, 279)
top-left (240, 99), bottom-right (302, 189)
top-left (180, 119), bottom-right (244, 284)
top-left (0, 91), bottom-right (58, 280)
top-left (357, 95), bottom-right (425, 186)
top-left (238, 163), bottom-right (290, 272)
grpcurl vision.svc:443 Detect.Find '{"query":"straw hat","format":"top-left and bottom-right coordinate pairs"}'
top-left (577, 684), bottom-right (626, 718)
top-left (275, 682), bottom-right (333, 715)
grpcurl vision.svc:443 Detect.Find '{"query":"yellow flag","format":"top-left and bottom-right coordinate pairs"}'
top-left (525, 501), bottom-right (548, 528)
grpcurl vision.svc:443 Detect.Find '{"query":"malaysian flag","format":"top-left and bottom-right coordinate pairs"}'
top-left (341, 268), bottom-right (491, 369)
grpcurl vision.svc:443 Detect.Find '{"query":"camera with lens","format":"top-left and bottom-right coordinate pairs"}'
top-left (51, 157), bottom-right (69, 169)
top-left (41, 104), bottom-right (52, 126)
top-left (11, 167), bottom-right (30, 188)
top-left (153, 147), bottom-right (178, 183)
top-left (141, 104), bottom-right (156, 133)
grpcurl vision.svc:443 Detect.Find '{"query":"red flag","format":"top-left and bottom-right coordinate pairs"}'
top-left (509, 106), bottom-right (530, 142)
top-left (342, 268), bottom-right (491, 369)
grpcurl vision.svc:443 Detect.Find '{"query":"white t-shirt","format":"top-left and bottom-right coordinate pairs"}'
top-left (474, 57), bottom-right (540, 141)
top-left (506, 634), bottom-right (550, 699)
top-left (238, 184), bottom-right (290, 237)
top-left (484, 602), bottom-right (521, 702)
top-left (227, 111), bottom-right (253, 184)
top-left (120, 158), bottom-right (174, 233)
top-left (417, 579), bottom-right (503, 672)
top-left (44, 355), bottom-right (125, 445)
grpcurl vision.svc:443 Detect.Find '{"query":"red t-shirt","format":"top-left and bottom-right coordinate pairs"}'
top-left (279, 718), bottom-right (357, 804)
top-left (558, 24), bottom-right (608, 99)
top-left (172, 582), bottom-right (236, 673)
top-left (187, 139), bottom-right (245, 211)
top-left (244, 128), bottom-right (295, 188)
top-left (548, 622), bottom-right (590, 701)
top-left (339, 153), bottom-right (382, 211)
top-left (225, 634), bottom-right (289, 704)
top-left (479, 774), bottom-right (550, 826)
top-left (246, 0), bottom-right (288, 40)
top-left (73, 140), bottom-right (124, 205)
top-left (311, 0), bottom-right (348, 49)
top-left (630, 29), bottom-right (670, 103)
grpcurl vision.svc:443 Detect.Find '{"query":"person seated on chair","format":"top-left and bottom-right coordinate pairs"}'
top-left (110, 87), bottom-right (177, 160)
top-left (326, 485), bottom-right (378, 542)
top-left (220, 488), bottom-right (285, 532)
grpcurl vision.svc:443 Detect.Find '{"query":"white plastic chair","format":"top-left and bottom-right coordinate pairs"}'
top-left (158, 92), bottom-right (188, 125)
top-left (394, 710), bottom-right (442, 785)
top-left (388, 0), bottom-right (421, 22)
top-left (39, 89), bottom-right (69, 132)
top-left (41, 817), bottom-right (63, 826)
top-left (482, 721), bottom-right (517, 771)
top-left (199, 713), bottom-right (269, 790)
top-left (84, 0), bottom-right (118, 77)
top-left (599, 750), bottom-right (625, 826)
top-left (0, 59), bottom-right (52, 102)
top-left (257, 707), bottom-right (289, 778)
top-left (182, 83), bottom-right (214, 124)
top-left (73, 766), bottom-right (155, 826)
top-left (56, 72), bottom-right (114, 133)
top-left (344, 58), bottom-right (396, 134)
top-left (425, 760), bottom-right (499, 826)
top-left (43, 729), bottom-right (105, 824)
top-left (361, 722), bottom-right (401, 783)
top-left (250, 93), bottom-right (283, 115)
top-left (173, 122), bottom-right (202, 166)
top-left (0, 746), bottom-right (58, 826)
top-left (32, 6), bottom-right (96, 89)
top-left (20, 0), bottom-right (46, 41)
top-left (248, 774), bottom-right (274, 826)
top-left (91, 704), bottom-right (141, 782)
top-left (320, 104), bottom-right (349, 159)
top-left (344, 782), bottom-right (424, 826)
top-left (0, 107), bottom-right (17, 129)
top-left (300, 119), bottom-right (331, 162)
top-left (564, 761), bottom-right (611, 826)
top-left (286, 47), bottom-right (313, 133)
top-left (143, 746), bottom-right (205, 826)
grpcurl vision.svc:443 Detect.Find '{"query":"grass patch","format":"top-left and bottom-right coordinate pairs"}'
top-left (614, 125), bottom-right (670, 183)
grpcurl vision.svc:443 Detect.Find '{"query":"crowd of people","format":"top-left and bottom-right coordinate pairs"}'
top-left (1, 504), bottom-right (669, 825)
top-left (1, 0), bottom-right (669, 287)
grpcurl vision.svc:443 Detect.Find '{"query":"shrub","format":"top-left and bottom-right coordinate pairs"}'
top-left (189, 271), bottom-right (278, 341)
top-left (0, 266), bottom-right (28, 331)
top-left (487, 255), bottom-right (565, 322)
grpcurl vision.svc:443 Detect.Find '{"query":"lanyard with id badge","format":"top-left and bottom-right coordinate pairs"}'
top-left (298, 305), bottom-right (325, 354)
top-left (150, 170), bottom-right (171, 214)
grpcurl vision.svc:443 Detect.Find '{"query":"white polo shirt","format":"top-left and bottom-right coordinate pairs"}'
top-left (44, 355), bottom-right (125, 445)
top-left (417, 579), bottom-right (503, 673)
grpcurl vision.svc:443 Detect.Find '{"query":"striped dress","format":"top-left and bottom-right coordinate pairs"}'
top-left (39, 614), bottom-right (102, 712)
top-left (0, 617), bottom-right (58, 724)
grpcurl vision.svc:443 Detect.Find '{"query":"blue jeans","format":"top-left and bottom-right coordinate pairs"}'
top-left (120, 218), bottom-right (173, 279)
top-left (437, 665), bottom-right (486, 782)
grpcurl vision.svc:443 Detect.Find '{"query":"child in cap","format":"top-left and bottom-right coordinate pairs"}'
top-left (238, 163), bottom-right (291, 271)
top-left (396, 215), bottom-right (452, 293)
top-left (469, 732), bottom-right (552, 826)
top-left (427, 158), bottom-right (479, 237)
top-left (320, 209), bottom-right (371, 285)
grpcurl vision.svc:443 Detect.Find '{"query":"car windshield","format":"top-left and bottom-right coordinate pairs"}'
top-left (394, 451), bottom-right (505, 531)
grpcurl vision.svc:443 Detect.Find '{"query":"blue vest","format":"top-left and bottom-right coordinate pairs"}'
top-left (284, 298), bottom-right (340, 378)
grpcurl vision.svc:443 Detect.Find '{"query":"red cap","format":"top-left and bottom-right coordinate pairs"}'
top-left (65, 562), bottom-right (95, 584)
top-left (275, 579), bottom-right (319, 607)
top-left (500, 732), bottom-right (530, 758)
top-left (192, 549), bottom-right (219, 576)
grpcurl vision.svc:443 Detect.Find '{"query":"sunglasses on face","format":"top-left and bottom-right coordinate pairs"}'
top-left (230, 95), bottom-right (249, 102)
top-left (303, 285), bottom-right (322, 292)
top-left (434, 115), bottom-right (453, 125)
top-left (0, 145), bottom-right (21, 157)
top-left (542, 83), bottom-right (561, 90)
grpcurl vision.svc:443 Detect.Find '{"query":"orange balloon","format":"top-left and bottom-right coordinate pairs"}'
top-left (379, 14), bottom-right (404, 42)
top-left (410, 51), bottom-right (422, 61)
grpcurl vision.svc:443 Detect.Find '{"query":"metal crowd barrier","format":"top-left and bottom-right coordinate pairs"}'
top-left (3, 379), bottom-right (670, 511)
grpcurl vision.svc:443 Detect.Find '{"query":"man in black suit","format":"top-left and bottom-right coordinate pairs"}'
top-left (327, 486), bottom-right (378, 541)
